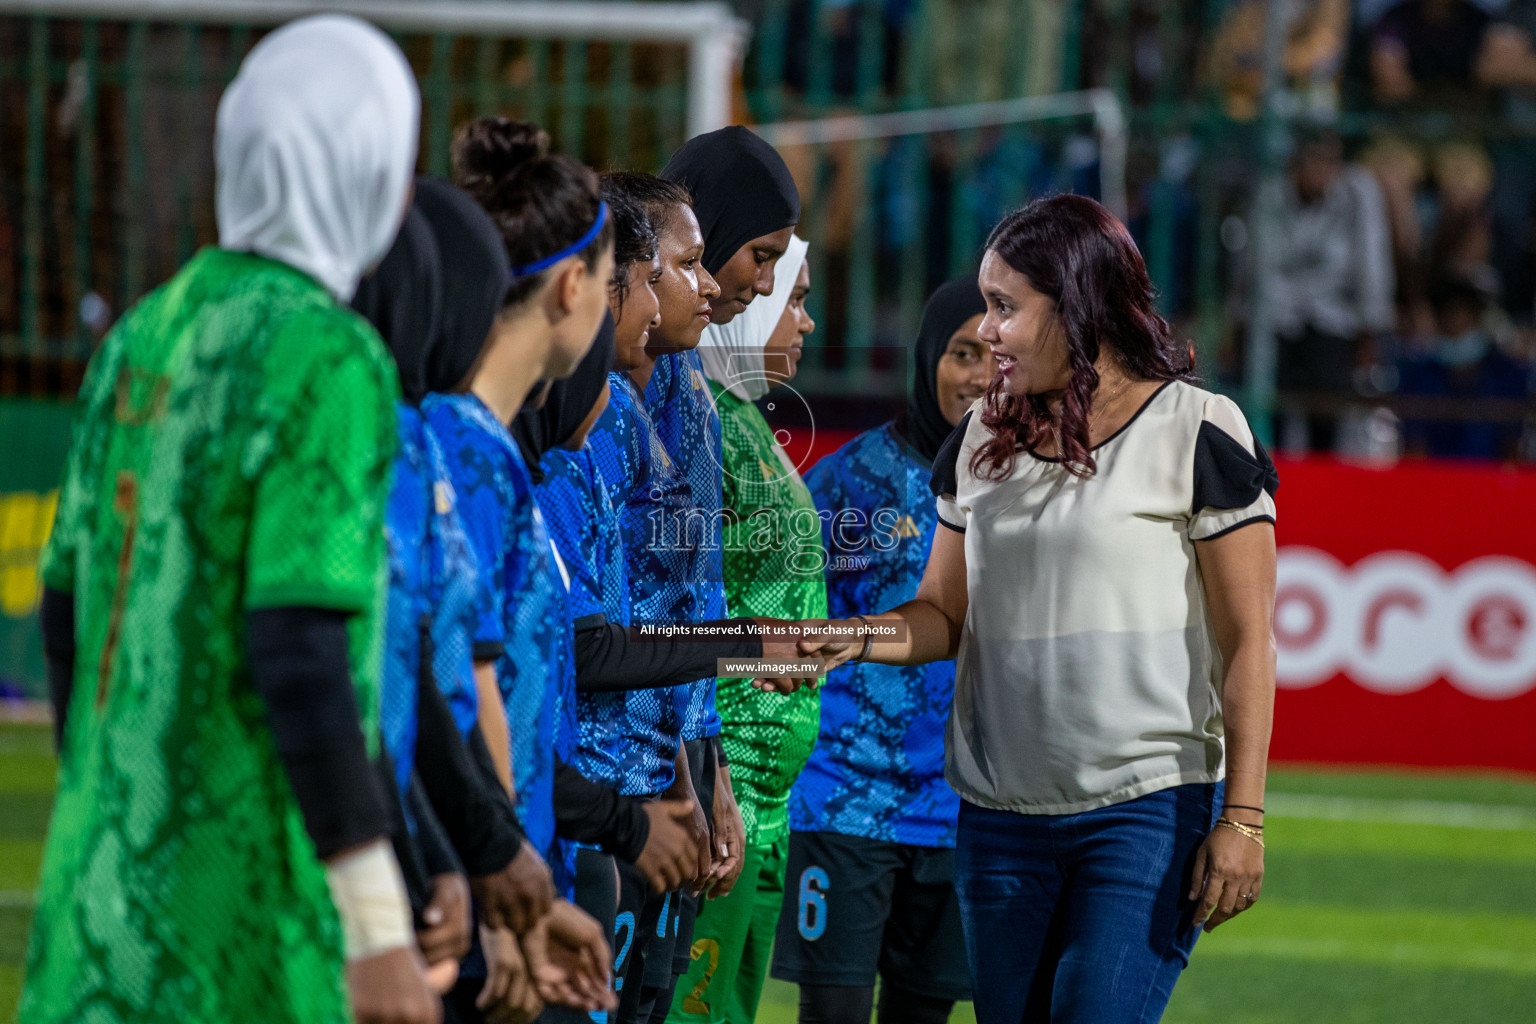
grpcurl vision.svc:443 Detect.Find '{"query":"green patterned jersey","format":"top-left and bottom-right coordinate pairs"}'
top-left (712, 383), bottom-right (827, 846)
top-left (22, 248), bottom-right (398, 1024)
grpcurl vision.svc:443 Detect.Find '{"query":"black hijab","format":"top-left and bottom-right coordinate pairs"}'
top-left (351, 205), bottom-right (442, 405)
top-left (900, 277), bottom-right (989, 466)
top-left (511, 310), bottom-right (616, 483)
top-left (412, 177), bottom-right (512, 397)
top-left (661, 125), bottom-right (800, 276)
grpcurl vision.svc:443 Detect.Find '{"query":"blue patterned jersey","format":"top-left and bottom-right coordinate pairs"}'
top-left (381, 406), bottom-right (489, 801)
top-left (423, 393), bottom-right (572, 872)
top-left (580, 374), bottom-right (689, 791)
top-left (526, 503), bottom-right (580, 898)
top-left (540, 445), bottom-right (680, 797)
top-left (381, 405), bottom-right (434, 800)
top-left (422, 415), bottom-right (489, 739)
top-left (536, 447), bottom-right (618, 627)
top-left (643, 351), bottom-right (724, 739)
top-left (789, 423), bottom-right (960, 847)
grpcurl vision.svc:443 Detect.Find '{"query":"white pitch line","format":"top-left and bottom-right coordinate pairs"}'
top-left (1196, 934), bottom-right (1536, 974)
top-left (1267, 792), bottom-right (1536, 831)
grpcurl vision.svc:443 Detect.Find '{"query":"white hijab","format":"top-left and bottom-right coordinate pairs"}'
top-left (215, 15), bottom-right (420, 301)
top-left (697, 234), bottom-right (809, 401)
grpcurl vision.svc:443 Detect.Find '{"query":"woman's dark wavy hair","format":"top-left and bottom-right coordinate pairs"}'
top-left (973, 194), bottom-right (1195, 481)
top-left (598, 175), bottom-right (659, 310)
top-left (451, 118), bottom-right (614, 306)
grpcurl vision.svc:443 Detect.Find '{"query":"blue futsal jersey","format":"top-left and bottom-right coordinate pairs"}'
top-left (424, 393), bottom-right (572, 870)
top-left (380, 405), bottom-right (434, 799)
top-left (422, 414), bottom-right (491, 739)
top-left (539, 445), bottom-right (679, 797)
top-left (380, 405), bottom-right (488, 794)
top-left (643, 350), bottom-right (724, 740)
top-left (536, 447), bottom-right (620, 629)
top-left (520, 494), bottom-right (580, 896)
top-left (789, 423), bottom-right (960, 848)
top-left (580, 373), bottom-right (689, 792)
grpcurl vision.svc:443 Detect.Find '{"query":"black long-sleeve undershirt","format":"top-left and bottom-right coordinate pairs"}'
top-left (408, 772), bottom-right (464, 880)
top-left (50, 593), bottom-right (425, 869)
top-left (246, 607), bottom-right (393, 861)
top-left (47, 588), bottom-right (521, 883)
top-left (379, 749), bottom-right (432, 921)
top-left (573, 617), bottom-right (763, 693)
top-left (39, 587), bottom-right (74, 752)
top-left (412, 672), bottom-right (526, 876)
top-left (552, 758), bottom-right (651, 863)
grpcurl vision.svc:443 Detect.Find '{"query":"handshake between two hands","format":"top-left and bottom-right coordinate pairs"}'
top-left (749, 616), bottom-right (869, 694)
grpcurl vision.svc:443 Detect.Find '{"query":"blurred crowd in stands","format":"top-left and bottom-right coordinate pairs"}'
top-left (1196, 0), bottom-right (1536, 459)
top-left (760, 0), bottom-right (1536, 461)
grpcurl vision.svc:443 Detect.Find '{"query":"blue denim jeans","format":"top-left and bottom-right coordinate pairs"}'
top-left (953, 782), bottom-right (1223, 1024)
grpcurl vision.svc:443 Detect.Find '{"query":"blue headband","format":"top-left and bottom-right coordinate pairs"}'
top-left (509, 201), bottom-right (610, 279)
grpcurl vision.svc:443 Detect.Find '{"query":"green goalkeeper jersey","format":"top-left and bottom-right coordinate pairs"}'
top-left (21, 248), bottom-right (398, 1024)
top-left (712, 382), bottom-right (827, 846)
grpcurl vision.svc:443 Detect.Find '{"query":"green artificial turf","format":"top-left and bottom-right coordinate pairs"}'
top-left (3, 720), bottom-right (1534, 1023)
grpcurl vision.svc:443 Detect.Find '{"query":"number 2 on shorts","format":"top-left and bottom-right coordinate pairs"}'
top-left (681, 937), bottom-right (720, 1014)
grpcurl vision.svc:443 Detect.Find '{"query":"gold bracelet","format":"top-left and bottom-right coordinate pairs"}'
top-left (1215, 818), bottom-right (1266, 849)
top-left (1217, 816), bottom-right (1265, 835)
top-left (1218, 815), bottom-right (1263, 831)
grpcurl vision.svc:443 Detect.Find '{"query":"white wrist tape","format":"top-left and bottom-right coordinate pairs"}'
top-left (324, 840), bottom-right (415, 962)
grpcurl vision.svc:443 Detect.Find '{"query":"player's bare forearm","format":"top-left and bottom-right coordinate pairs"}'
top-left (666, 744), bottom-right (694, 801)
top-left (709, 755), bottom-right (745, 898)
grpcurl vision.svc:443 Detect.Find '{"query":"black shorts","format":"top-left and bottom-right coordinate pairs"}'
top-left (616, 856), bottom-right (682, 1007)
top-left (770, 830), bottom-right (971, 1002)
top-left (670, 735), bottom-right (718, 977)
top-left (574, 846), bottom-right (619, 957)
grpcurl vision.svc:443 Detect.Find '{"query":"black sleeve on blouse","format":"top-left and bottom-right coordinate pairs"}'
top-left (472, 641), bottom-right (505, 663)
top-left (1191, 421), bottom-right (1280, 515)
top-left (929, 411), bottom-right (973, 499)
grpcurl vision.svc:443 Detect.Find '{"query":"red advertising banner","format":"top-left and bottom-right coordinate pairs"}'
top-left (1270, 458), bottom-right (1536, 774)
top-left (802, 430), bottom-right (1536, 774)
